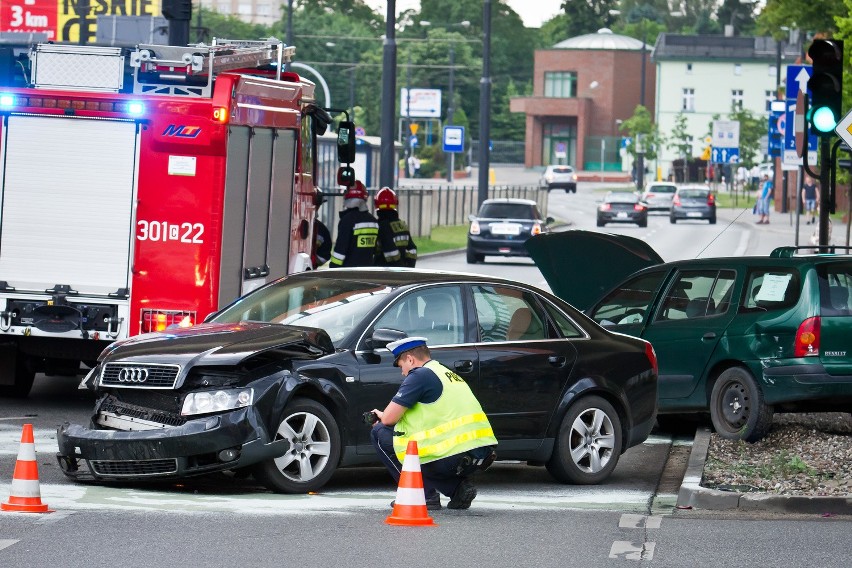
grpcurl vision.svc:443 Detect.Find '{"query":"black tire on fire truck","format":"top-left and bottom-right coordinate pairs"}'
top-left (0, 352), bottom-right (36, 398)
top-left (252, 397), bottom-right (341, 493)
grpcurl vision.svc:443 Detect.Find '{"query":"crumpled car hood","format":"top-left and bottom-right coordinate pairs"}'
top-left (99, 322), bottom-right (334, 368)
top-left (526, 230), bottom-right (664, 312)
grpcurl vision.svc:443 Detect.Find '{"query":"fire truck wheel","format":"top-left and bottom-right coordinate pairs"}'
top-left (0, 354), bottom-right (36, 398)
top-left (252, 397), bottom-right (341, 493)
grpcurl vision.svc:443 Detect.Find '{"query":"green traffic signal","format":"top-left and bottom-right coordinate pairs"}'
top-left (811, 106), bottom-right (838, 133)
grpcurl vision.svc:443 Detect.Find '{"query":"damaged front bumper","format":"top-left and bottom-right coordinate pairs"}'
top-left (56, 405), bottom-right (289, 481)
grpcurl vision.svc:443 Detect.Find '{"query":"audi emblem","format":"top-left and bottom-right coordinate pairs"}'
top-left (117, 367), bottom-right (149, 383)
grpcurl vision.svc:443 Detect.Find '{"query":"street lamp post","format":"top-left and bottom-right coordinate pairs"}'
top-left (379, 1), bottom-right (397, 189)
top-left (477, 0), bottom-right (492, 207)
top-left (446, 45), bottom-right (455, 182)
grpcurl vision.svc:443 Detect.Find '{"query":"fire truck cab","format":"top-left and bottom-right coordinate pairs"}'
top-left (0, 39), bottom-right (351, 397)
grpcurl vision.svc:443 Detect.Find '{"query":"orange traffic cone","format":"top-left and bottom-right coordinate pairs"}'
top-left (385, 440), bottom-right (435, 526)
top-left (2, 424), bottom-right (51, 513)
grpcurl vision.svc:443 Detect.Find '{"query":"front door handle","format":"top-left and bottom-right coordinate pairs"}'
top-left (454, 360), bottom-right (474, 373)
top-left (702, 332), bottom-right (716, 341)
top-left (548, 356), bottom-right (567, 367)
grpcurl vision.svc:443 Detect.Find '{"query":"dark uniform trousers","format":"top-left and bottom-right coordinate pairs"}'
top-left (371, 423), bottom-right (466, 499)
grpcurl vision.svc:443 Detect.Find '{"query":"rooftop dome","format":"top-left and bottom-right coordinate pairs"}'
top-left (553, 28), bottom-right (646, 50)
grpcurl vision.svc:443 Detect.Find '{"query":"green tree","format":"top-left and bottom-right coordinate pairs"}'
top-left (621, 105), bottom-right (663, 161)
top-left (728, 106), bottom-right (764, 167)
top-left (195, 8), bottom-right (272, 42)
top-left (717, 0), bottom-right (757, 36)
top-left (756, 0), bottom-right (846, 38)
top-left (559, 0), bottom-right (618, 37)
top-left (833, 1), bottom-right (852, 125)
top-left (667, 112), bottom-right (692, 159)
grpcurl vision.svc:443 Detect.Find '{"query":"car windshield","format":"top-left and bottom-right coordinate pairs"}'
top-left (479, 203), bottom-right (534, 219)
top-left (679, 189), bottom-right (708, 199)
top-left (606, 193), bottom-right (638, 203)
top-left (211, 277), bottom-right (391, 345)
top-left (648, 185), bottom-right (676, 193)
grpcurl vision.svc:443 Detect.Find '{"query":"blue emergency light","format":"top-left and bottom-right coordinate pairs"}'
top-left (0, 94), bottom-right (15, 108)
top-left (127, 102), bottom-right (145, 116)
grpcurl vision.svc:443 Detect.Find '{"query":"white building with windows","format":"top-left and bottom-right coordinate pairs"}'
top-left (652, 33), bottom-right (801, 176)
top-left (194, 0), bottom-right (279, 26)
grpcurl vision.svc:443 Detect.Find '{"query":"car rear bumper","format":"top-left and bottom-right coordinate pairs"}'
top-left (548, 182), bottom-right (576, 191)
top-left (468, 236), bottom-right (531, 257)
top-left (671, 207), bottom-right (714, 220)
top-left (56, 406), bottom-right (287, 481)
top-left (762, 362), bottom-right (852, 405)
top-left (598, 212), bottom-right (646, 223)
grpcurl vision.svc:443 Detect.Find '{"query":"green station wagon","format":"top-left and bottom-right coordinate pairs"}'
top-left (528, 231), bottom-right (852, 442)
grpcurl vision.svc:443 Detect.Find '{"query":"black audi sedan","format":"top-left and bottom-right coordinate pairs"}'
top-left (466, 198), bottom-right (554, 264)
top-left (58, 269), bottom-right (658, 493)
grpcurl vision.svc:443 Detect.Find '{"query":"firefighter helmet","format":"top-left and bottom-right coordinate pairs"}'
top-left (375, 187), bottom-right (398, 210)
top-left (344, 180), bottom-right (368, 201)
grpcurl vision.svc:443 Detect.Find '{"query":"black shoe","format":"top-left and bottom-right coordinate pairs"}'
top-left (447, 479), bottom-right (477, 510)
top-left (390, 494), bottom-right (442, 511)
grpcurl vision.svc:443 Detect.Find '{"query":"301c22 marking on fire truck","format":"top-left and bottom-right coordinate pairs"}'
top-left (137, 221), bottom-right (204, 243)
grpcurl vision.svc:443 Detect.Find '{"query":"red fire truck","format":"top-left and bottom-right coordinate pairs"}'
top-left (0, 39), bottom-right (351, 397)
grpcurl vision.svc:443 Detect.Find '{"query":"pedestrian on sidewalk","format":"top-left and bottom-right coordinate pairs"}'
top-left (802, 175), bottom-right (819, 224)
top-left (757, 174), bottom-right (773, 224)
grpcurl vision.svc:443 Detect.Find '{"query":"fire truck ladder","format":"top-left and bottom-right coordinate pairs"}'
top-left (129, 38), bottom-right (296, 97)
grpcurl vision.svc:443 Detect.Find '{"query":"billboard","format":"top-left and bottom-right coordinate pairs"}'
top-left (400, 88), bottom-right (442, 118)
top-left (0, 0), bottom-right (162, 43)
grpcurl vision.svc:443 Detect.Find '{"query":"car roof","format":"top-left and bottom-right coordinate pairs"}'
top-left (288, 267), bottom-right (537, 289)
top-left (481, 198), bottom-right (537, 206)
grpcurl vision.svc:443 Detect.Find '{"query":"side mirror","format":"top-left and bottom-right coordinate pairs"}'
top-left (546, 216), bottom-right (555, 224)
top-left (468, 213), bottom-right (477, 222)
top-left (368, 327), bottom-right (408, 351)
top-left (337, 166), bottom-right (355, 187)
top-left (337, 121), bottom-right (356, 163)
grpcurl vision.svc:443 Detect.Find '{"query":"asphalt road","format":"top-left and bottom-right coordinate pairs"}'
top-left (2, 177), bottom-right (849, 566)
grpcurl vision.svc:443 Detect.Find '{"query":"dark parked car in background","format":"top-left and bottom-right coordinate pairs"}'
top-left (540, 165), bottom-right (577, 192)
top-left (597, 191), bottom-right (648, 228)
top-left (527, 230), bottom-right (852, 442)
top-left (670, 185), bottom-right (716, 224)
top-left (58, 269), bottom-right (658, 493)
top-left (467, 198), bottom-right (554, 264)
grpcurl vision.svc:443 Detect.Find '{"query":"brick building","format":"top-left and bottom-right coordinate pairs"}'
top-left (510, 28), bottom-right (655, 172)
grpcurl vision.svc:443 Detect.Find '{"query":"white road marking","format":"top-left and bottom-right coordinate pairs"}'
top-left (618, 514), bottom-right (662, 529)
top-left (0, 540), bottom-right (19, 551)
top-left (609, 541), bottom-right (656, 561)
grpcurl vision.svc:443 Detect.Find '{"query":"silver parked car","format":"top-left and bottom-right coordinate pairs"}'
top-left (670, 185), bottom-right (716, 224)
top-left (641, 182), bottom-right (677, 212)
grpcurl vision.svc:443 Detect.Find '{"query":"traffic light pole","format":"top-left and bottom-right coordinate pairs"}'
top-left (818, 137), bottom-right (831, 247)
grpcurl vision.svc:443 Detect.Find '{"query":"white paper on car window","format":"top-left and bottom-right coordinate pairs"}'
top-left (755, 274), bottom-right (792, 302)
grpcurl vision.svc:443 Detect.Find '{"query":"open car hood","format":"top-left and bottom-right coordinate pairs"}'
top-left (526, 230), bottom-right (664, 311)
top-left (100, 322), bottom-right (335, 368)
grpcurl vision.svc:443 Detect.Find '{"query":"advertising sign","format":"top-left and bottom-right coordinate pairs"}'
top-left (400, 88), bottom-right (442, 118)
top-left (0, 0), bottom-right (161, 43)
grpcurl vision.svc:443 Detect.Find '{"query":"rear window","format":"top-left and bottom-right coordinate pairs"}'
top-left (478, 203), bottom-right (535, 219)
top-left (648, 185), bottom-right (676, 193)
top-left (741, 269), bottom-right (801, 311)
top-left (818, 263), bottom-right (852, 316)
top-left (678, 189), bottom-right (709, 199)
top-left (606, 192), bottom-right (638, 203)
top-left (552, 166), bottom-right (573, 173)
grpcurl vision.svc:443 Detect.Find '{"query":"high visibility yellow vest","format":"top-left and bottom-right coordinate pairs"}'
top-left (393, 360), bottom-right (498, 463)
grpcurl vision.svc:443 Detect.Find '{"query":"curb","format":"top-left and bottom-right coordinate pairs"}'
top-left (677, 427), bottom-right (852, 515)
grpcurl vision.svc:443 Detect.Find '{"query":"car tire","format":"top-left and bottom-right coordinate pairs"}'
top-left (252, 397), bottom-right (341, 493)
top-left (709, 216), bottom-right (717, 224)
top-left (639, 219), bottom-right (648, 228)
top-left (0, 353), bottom-right (36, 398)
top-left (546, 395), bottom-right (623, 484)
top-left (466, 248), bottom-right (482, 264)
top-left (596, 219), bottom-right (605, 227)
top-left (710, 367), bottom-right (773, 442)
top-left (670, 217), bottom-right (676, 224)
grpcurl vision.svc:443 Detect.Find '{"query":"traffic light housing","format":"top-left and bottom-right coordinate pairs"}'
top-left (807, 39), bottom-right (844, 136)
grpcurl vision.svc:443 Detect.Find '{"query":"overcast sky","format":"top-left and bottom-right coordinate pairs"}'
top-left (362, 0), bottom-right (563, 28)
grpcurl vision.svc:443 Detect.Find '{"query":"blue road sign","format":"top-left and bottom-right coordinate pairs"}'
top-left (784, 65), bottom-right (818, 161)
top-left (442, 126), bottom-right (465, 153)
top-left (712, 147), bottom-right (740, 163)
top-left (768, 109), bottom-right (783, 158)
top-left (409, 134), bottom-right (418, 149)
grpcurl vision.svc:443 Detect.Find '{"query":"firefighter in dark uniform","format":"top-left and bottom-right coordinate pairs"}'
top-left (329, 180), bottom-right (379, 268)
top-left (374, 187), bottom-right (417, 267)
top-left (312, 191), bottom-right (332, 268)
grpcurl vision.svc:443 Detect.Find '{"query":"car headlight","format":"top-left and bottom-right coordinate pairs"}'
top-left (181, 388), bottom-right (254, 416)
